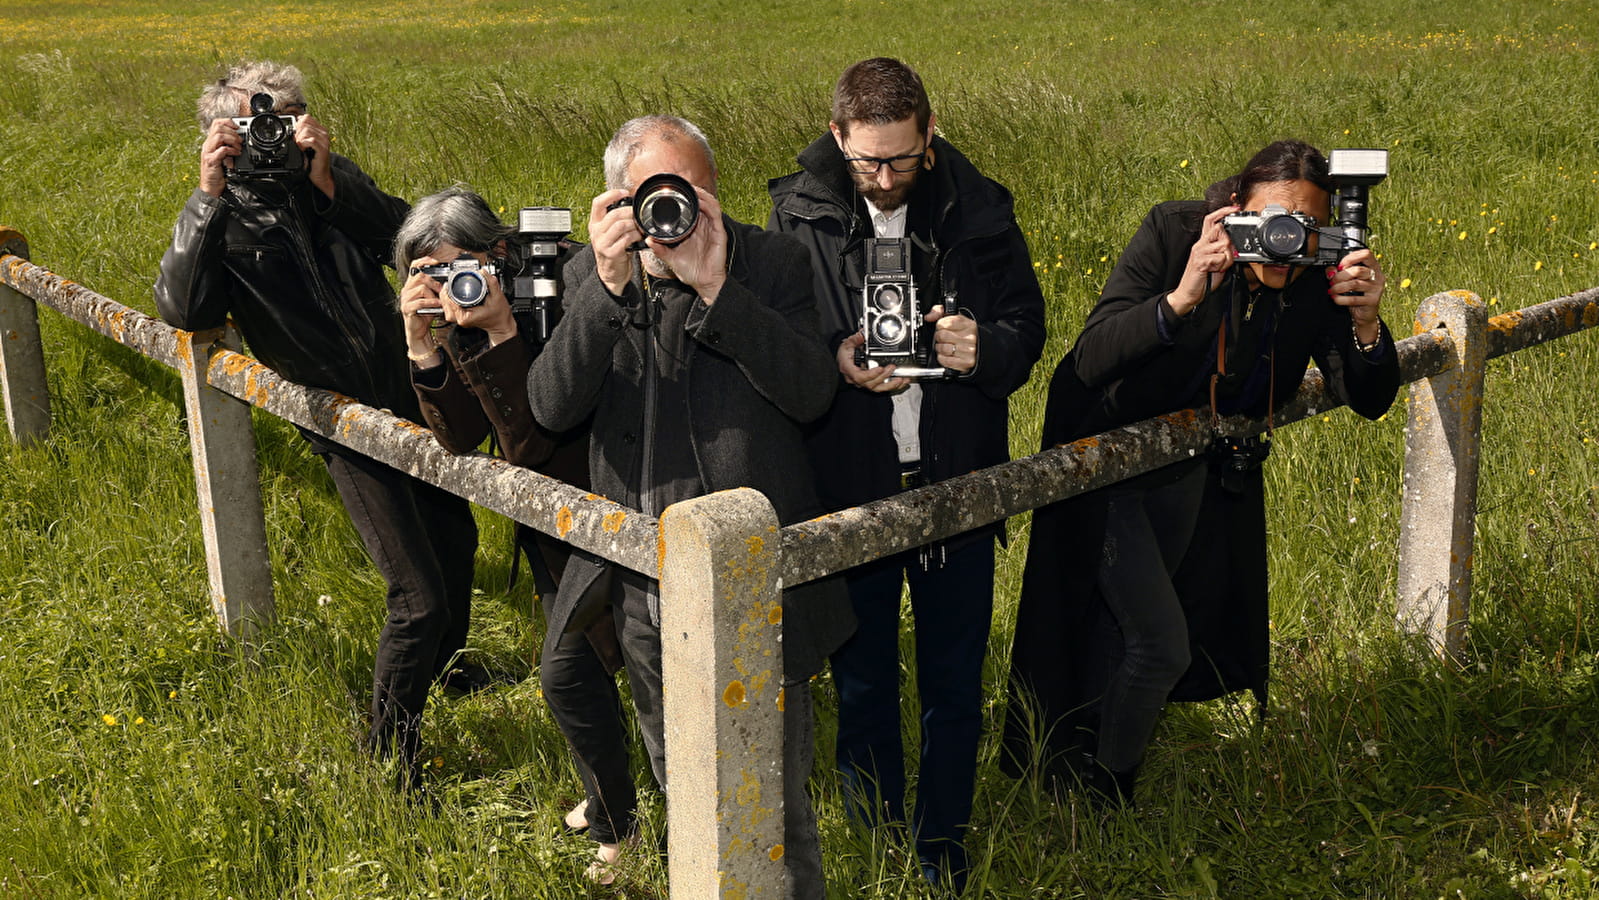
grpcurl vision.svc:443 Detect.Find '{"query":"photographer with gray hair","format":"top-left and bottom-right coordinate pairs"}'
top-left (527, 115), bottom-right (854, 895)
top-left (393, 185), bottom-right (633, 858)
top-left (155, 60), bottom-right (479, 792)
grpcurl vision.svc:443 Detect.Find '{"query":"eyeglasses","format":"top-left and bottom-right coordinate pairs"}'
top-left (842, 142), bottom-right (927, 175)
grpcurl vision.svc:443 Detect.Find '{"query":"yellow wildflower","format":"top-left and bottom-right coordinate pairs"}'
top-left (102, 714), bottom-right (118, 726)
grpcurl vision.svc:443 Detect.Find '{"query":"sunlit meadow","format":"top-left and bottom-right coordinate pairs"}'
top-left (1, 1), bottom-right (1597, 897)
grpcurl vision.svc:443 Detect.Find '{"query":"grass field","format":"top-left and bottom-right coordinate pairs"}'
top-left (3, 1), bottom-right (1599, 897)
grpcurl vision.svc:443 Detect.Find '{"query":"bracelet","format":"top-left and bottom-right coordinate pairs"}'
top-left (1352, 319), bottom-right (1382, 355)
top-left (407, 345), bottom-right (440, 362)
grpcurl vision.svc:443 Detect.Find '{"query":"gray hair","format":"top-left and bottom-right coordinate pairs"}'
top-left (601, 115), bottom-right (717, 192)
top-left (393, 185), bottom-right (514, 274)
top-left (196, 61), bottom-right (307, 130)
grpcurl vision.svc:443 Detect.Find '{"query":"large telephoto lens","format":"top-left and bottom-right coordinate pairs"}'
top-left (632, 173), bottom-right (699, 244)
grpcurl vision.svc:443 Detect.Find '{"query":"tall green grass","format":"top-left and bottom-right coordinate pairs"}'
top-left (2, 1), bottom-right (1598, 896)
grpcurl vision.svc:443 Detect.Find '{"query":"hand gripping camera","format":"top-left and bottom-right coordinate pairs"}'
top-left (229, 92), bottom-right (303, 179)
top-left (1223, 148), bottom-right (1389, 266)
top-left (607, 173), bottom-right (700, 251)
top-left (854, 237), bottom-right (949, 381)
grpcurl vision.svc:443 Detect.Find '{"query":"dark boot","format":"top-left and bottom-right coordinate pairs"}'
top-left (1080, 754), bottom-right (1138, 810)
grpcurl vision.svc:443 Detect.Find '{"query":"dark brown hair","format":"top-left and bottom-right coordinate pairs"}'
top-left (1205, 139), bottom-right (1333, 211)
top-left (831, 57), bottom-right (932, 138)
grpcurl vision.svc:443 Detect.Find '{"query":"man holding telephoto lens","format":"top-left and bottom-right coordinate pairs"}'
top-left (768, 57), bottom-right (1046, 891)
top-left (527, 115), bottom-right (854, 896)
top-left (153, 61), bottom-right (479, 792)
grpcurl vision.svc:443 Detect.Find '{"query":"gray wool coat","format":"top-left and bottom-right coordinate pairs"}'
top-left (527, 214), bottom-right (855, 681)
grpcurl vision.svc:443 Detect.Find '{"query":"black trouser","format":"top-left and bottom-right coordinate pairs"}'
top-left (1095, 464), bottom-right (1207, 773)
top-left (540, 610), bottom-right (634, 844)
top-left (321, 446), bottom-right (478, 774)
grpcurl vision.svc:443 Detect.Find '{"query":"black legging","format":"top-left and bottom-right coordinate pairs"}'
top-left (1094, 463), bottom-right (1207, 773)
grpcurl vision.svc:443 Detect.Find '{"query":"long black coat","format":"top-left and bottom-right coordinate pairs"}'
top-left (527, 215), bottom-right (855, 682)
top-left (1001, 200), bottom-right (1400, 780)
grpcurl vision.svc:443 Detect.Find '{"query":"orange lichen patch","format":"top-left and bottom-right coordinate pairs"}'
top-left (775, 686), bottom-right (785, 712)
top-left (555, 506), bottom-right (574, 539)
top-left (583, 492), bottom-right (602, 501)
top-left (657, 530), bottom-right (667, 574)
top-left (1487, 311), bottom-right (1522, 335)
top-left (746, 534), bottom-right (765, 556)
top-left (1159, 408), bottom-right (1199, 426)
top-left (769, 844), bottom-right (785, 861)
top-left (767, 605), bottom-right (782, 625)
top-left (602, 510), bottom-right (627, 533)
top-left (723, 680), bottom-right (747, 707)
top-left (1583, 303), bottom-right (1599, 327)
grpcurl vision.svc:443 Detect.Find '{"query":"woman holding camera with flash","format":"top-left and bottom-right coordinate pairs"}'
top-left (395, 188), bottom-right (638, 882)
top-left (1003, 140), bottom-right (1400, 808)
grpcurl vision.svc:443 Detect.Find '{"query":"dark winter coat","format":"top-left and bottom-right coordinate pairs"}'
top-left (766, 134), bottom-right (1046, 538)
top-left (1001, 199), bottom-right (1400, 781)
top-left (154, 156), bottom-right (416, 425)
top-left (526, 215), bottom-right (855, 682)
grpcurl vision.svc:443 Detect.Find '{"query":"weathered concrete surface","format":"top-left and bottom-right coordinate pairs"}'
top-left (203, 348), bottom-right (661, 575)
top-left (0, 250), bottom-right (184, 368)
top-left (660, 489), bottom-right (785, 900)
top-left (780, 298), bottom-right (1569, 588)
top-left (1483, 285), bottom-right (1599, 359)
top-left (177, 327), bottom-right (275, 639)
top-left (0, 234), bottom-right (52, 445)
top-left (1398, 291), bottom-right (1488, 662)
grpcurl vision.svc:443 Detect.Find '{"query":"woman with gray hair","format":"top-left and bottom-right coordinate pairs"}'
top-left (396, 186), bottom-right (637, 883)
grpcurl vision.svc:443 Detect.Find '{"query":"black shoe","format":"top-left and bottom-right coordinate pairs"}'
top-left (1080, 754), bottom-right (1137, 810)
top-left (439, 660), bottom-right (505, 696)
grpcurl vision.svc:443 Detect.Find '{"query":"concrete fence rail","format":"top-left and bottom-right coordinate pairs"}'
top-left (4, 226), bottom-right (1597, 897)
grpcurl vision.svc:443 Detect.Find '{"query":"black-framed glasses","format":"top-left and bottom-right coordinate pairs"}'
top-left (842, 142), bottom-right (927, 175)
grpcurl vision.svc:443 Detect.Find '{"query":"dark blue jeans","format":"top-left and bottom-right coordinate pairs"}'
top-left (830, 538), bottom-right (994, 880)
top-left (322, 446), bottom-right (478, 775)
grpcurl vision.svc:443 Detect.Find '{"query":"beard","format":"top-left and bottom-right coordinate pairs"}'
top-left (640, 248), bottom-right (675, 280)
top-left (853, 167), bottom-right (919, 213)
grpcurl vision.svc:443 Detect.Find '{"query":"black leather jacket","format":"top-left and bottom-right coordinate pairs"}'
top-left (153, 155), bottom-right (417, 419)
top-left (767, 134), bottom-right (1047, 528)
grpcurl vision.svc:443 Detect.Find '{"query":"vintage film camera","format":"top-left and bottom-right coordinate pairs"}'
top-left (1223, 148), bottom-right (1389, 267)
top-left (229, 92), bottom-right (303, 179)
top-left (416, 207), bottom-right (573, 341)
top-left (607, 173), bottom-right (699, 251)
top-left (853, 237), bottom-right (949, 380)
top-left (416, 256), bottom-right (498, 316)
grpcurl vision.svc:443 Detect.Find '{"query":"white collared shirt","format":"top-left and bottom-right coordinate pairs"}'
top-left (863, 197), bottom-right (921, 466)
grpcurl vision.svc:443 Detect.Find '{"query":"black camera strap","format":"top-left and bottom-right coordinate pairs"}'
top-left (1209, 282), bottom-right (1277, 440)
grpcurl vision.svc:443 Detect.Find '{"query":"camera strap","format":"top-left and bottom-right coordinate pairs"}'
top-left (1209, 296), bottom-right (1276, 438)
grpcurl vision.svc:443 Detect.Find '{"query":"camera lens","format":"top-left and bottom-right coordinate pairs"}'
top-left (872, 285), bottom-right (903, 313)
top-left (250, 114), bottom-right (287, 148)
top-left (873, 315), bottom-right (905, 344)
top-left (1259, 214), bottom-right (1308, 260)
top-left (632, 173), bottom-right (699, 245)
top-left (445, 271), bottom-right (488, 308)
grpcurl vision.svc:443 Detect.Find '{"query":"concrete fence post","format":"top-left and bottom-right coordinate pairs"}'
top-left (660, 488), bottom-right (786, 899)
top-left (178, 325), bottom-right (275, 639)
top-left (0, 228), bottom-right (52, 445)
top-left (1397, 290), bottom-right (1487, 662)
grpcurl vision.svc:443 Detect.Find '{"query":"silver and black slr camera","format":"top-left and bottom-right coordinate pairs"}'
top-left (854, 237), bottom-right (948, 380)
top-left (229, 92), bottom-right (303, 179)
top-left (416, 207), bottom-right (573, 340)
top-left (1223, 148), bottom-right (1389, 267)
top-left (416, 256), bottom-right (498, 316)
top-left (607, 173), bottom-right (699, 251)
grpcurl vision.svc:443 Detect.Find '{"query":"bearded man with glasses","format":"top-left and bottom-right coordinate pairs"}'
top-left (767, 56), bottom-right (1045, 891)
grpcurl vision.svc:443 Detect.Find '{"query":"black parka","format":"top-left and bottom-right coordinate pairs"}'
top-left (767, 134), bottom-right (1046, 535)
